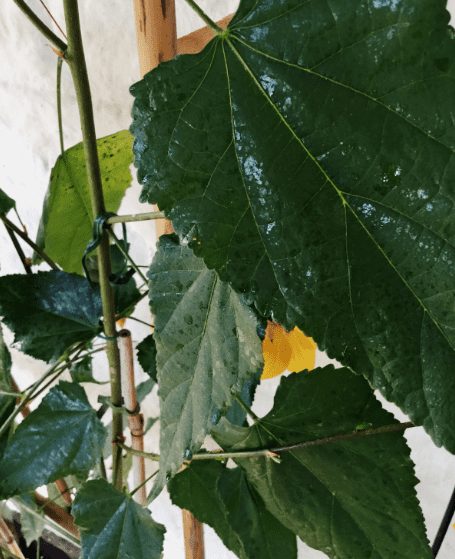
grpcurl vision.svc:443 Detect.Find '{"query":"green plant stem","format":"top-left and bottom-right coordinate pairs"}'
top-left (12, 0), bottom-right (67, 52)
top-left (234, 394), bottom-right (260, 422)
top-left (106, 211), bottom-right (165, 225)
top-left (0, 342), bottom-right (85, 440)
top-left (0, 215), bottom-right (59, 270)
top-left (107, 229), bottom-right (148, 284)
top-left (130, 469), bottom-right (159, 498)
top-left (63, 0), bottom-right (123, 490)
top-left (57, 57), bottom-right (65, 156)
top-left (123, 315), bottom-right (153, 328)
top-left (117, 441), bottom-right (159, 461)
top-left (119, 421), bottom-right (416, 463)
top-left (116, 290), bottom-right (149, 322)
top-left (183, 0), bottom-right (224, 34)
top-left (2, 220), bottom-right (32, 274)
top-left (0, 359), bottom-right (62, 440)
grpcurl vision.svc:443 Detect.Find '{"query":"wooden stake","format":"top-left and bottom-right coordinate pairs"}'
top-left (118, 329), bottom-right (146, 504)
top-left (130, 4), bottom-right (235, 557)
top-left (182, 509), bottom-right (205, 559)
top-left (0, 516), bottom-right (25, 559)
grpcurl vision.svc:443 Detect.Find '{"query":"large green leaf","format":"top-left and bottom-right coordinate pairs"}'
top-left (146, 234), bottom-right (263, 503)
top-left (0, 382), bottom-right (106, 499)
top-left (212, 365), bottom-right (431, 559)
top-left (130, 0), bottom-right (455, 453)
top-left (34, 131), bottom-right (133, 274)
top-left (169, 460), bottom-right (297, 559)
top-left (0, 271), bottom-right (102, 362)
top-left (0, 188), bottom-right (15, 215)
top-left (72, 479), bottom-right (165, 559)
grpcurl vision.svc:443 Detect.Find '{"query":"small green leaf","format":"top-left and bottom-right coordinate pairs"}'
top-left (0, 189), bottom-right (15, 215)
top-left (213, 366), bottom-right (432, 559)
top-left (136, 334), bottom-right (157, 382)
top-left (34, 131), bottom-right (133, 273)
top-left (72, 478), bottom-right (165, 559)
top-left (146, 234), bottom-right (263, 503)
top-left (70, 355), bottom-right (106, 384)
top-left (16, 494), bottom-right (45, 547)
top-left (0, 271), bottom-right (103, 363)
top-left (169, 461), bottom-right (297, 559)
top-left (0, 381), bottom-right (106, 499)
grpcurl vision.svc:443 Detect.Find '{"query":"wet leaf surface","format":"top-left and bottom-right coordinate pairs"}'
top-left (212, 365), bottom-right (432, 559)
top-left (0, 382), bottom-right (106, 499)
top-left (130, 0), bottom-right (455, 453)
top-left (146, 234), bottom-right (262, 503)
top-left (0, 271), bottom-right (103, 363)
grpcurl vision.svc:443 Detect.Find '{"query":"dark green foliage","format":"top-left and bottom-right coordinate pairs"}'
top-left (0, 382), bottom-right (106, 499)
top-left (130, 0), bottom-right (455, 454)
top-left (213, 366), bottom-right (432, 559)
top-left (169, 461), bottom-right (297, 559)
top-left (136, 334), bottom-right (157, 382)
top-left (0, 271), bottom-right (103, 363)
top-left (73, 479), bottom-right (165, 559)
top-left (0, 188), bottom-right (15, 215)
top-left (146, 234), bottom-right (263, 503)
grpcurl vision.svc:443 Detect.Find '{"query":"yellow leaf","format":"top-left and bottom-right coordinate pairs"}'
top-left (261, 321), bottom-right (316, 380)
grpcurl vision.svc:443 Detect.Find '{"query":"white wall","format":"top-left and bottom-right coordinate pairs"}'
top-left (1, 1), bottom-right (454, 557)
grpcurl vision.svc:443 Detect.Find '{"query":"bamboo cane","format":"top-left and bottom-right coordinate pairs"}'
top-left (118, 329), bottom-right (146, 504)
top-left (132, 2), bottom-right (209, 556)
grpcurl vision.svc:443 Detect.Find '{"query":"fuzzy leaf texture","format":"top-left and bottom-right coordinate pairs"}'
top-left (146, 234), bottom-right (263, 503)
top-left (130, 0), bottom-right (455, 454)
top-left (169, 460), bottom-right (297, 559)
top-left (0, 382), bottom-right (106, 499)
top-left (34, 131), bottom-right (133, 273)
top-left (0, 271), bottom-right (103, 362)
top-left (72, 479), bottom-right (165, 559)
top-left (212, 365), bottom-right (431, 559)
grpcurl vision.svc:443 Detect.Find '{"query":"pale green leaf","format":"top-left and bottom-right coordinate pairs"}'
top-left (34, 131), bottom-right (133, 273)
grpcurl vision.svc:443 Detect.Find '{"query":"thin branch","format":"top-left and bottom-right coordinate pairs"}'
top-left (234, 394), bottom-right (260, 422)
top-left (119, 421), bottom-right (416, 463)
top-left (12, 0), bottom-right (67, 52)
top-left (107, 229), bottom-right (148, 285)
top-left (3, 221), bottom-right (32, 274)
top-left (183, 0), bottom-right (224, 35)
top-left (117, 441), bottom-right (159, 461)
top-left (63, 0), bottom-right (123, 490)
top-left (38, 0), bottom-right (67, 39)
top-left (105, 211), bottom-right (165, 225)
top-left (57, 57), bottom-right (65, 156)
top-left (0, 215), bottom-right (59, 270)
top-left (124, 315), bottom-right (153, 328)
top-left (130, 469), bottom-right (159, 498)
top-left (432, 484), bottom-right (455, 557)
